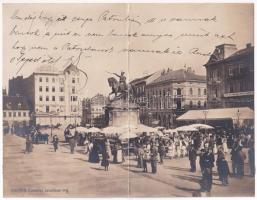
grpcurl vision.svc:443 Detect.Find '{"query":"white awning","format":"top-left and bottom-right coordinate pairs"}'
top-left (177, 107), bottom-right (254, 121)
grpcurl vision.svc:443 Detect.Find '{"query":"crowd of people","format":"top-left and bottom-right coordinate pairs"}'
top-left (12, 123), bottom-right (255, 196)
top-left (132, 127), bottom-right (255, 196)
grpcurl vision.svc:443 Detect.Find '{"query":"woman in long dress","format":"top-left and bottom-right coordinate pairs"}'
top-left (101, 148), bottom-right (110, 171)
top-left (89, 141), bottom-right (100, 163)
top-left (222, 136), bottom-right (228, 153)
top-left (167, 141), bottom-right (174, 159)
top-left (105, 139), bottom-right (112, 161)
top-left (116, 143), bottom-right (123, 163)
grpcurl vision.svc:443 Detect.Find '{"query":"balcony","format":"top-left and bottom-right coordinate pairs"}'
top-left (224, 91), bottom-right (254, 98)
top-left (207, 78), bottom-right (221, 85)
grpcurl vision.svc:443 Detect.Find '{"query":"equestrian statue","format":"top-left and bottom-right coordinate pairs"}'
top-left (107, 71), bottom-right (135, 102)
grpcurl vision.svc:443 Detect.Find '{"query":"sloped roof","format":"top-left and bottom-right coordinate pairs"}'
top-left (177, 107), bottom-right (254, 121)
top-left (35, 65), bottom-right (60, 75)
top-left (225, 46), bottom-right (254, 61)
top-left (130, 74), bottom-right (153, 84)
top-left (3, 96), bottom-right (30, 110)
top-left (149, 69), bottom-right (206, 86)
top-left (63, 63), bottom-right (79, 73)
top-left (205, 45), bottom-right (254, 66)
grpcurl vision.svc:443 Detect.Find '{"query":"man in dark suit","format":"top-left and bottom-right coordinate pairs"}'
top-left (201, 144), bottom-right (215, 196)
top-left (189, 144), bottom-right (197, 172)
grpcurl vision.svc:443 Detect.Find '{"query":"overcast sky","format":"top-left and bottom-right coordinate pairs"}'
top-left (3, 3), bottom-right (254, 98)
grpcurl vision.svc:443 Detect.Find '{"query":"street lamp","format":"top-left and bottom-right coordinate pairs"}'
top-left (203, 110), bottom-right (208, 125)
top-left (148, 112), bottom-right (152, 126)
top-left (236, 109), bottom-right (240, 127)
top-left (49, 112), bottom-right (55, 138)
top-left (203, 110), bottom-right (209, 134)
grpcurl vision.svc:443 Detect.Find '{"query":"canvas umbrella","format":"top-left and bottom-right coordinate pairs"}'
top-left (188, 124), bottom-right (214, 130)
top-left (87, 127), bottom-right (101, 133)
top-left (175, 125), bottom-right (198, 132)
top-left (119, 132), bottom-right (138, 140)
top-left (76, 126), bottom-right (89, 133)
top-left (163, 129), bottom-right (177, 134)
top-left (102, 126), bottom-right (126, 136)
top-left (136, 124), bottom-right (157, 133)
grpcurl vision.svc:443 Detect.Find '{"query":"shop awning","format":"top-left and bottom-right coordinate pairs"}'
top-left (177, 107), bottom-right (254, 121)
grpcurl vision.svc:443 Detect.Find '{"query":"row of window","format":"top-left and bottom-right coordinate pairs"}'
top-left (147, 97), bottom-right (206, 110)
top-left (39, 77), bottom-right (79, 84)
top-left (39, 96), bottom-right (65, 102)
top-left (43, 105), bottom-right (79, 113)
top-left (189, 100), bottom-right (207, 108)
top-left (39, 95), bottom-right (78, 102)
top-left (3, 111), bottom-right (27, 117)
top-left (147, 88), bottom-right (206, 97)
top-left (136, 86), bottom-right (145, 95)
top-left (228, 80), bottom-right (252, 93)
top-left (91, 108), bottom-right (103, 112)
top-left (39, 86), bottom-right (75, 93)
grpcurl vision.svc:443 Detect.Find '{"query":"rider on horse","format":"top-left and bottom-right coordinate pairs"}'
top-left (113, 71), bottom-right (127, 92)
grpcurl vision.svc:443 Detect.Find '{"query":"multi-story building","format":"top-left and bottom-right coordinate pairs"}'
top-left (3, 95), bottom-right (30, 132)
top-left (204, 43), bottom-right (254, 109)
top-left (9, 64), bottom-right (84, 126)
top-left (130, 71), bottom-right (162, 124)
top-left (82, 94), bottom-right (108, 128)
top-left (82, 98), bottom-right (91, 126)
top-left (145, 68), bottom-right (206, 128)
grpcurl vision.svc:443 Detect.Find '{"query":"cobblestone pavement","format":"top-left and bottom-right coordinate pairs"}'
top-left (3, 134), bottom-right (255, 197)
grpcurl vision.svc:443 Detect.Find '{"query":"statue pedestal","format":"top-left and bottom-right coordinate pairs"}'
top-left (105, 99), bottom-right (140, 128)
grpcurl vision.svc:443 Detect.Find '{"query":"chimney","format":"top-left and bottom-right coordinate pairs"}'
top-left (216, 44), bottom-right (237, 59)
top-left (246, 43), bottom-right (251, 48)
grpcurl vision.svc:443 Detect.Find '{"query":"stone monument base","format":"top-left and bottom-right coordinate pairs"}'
top-left (105, 99), bottom-right (140, 128)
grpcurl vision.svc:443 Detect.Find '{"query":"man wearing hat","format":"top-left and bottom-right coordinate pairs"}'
top-left (150, 143), bottom-right (158, 174)
top-left (189, 144), bottom-right (197, 172)
top-left (201, 143), bottom-right (215, 196)
top-left (142, 145), bottom-right (148, 172)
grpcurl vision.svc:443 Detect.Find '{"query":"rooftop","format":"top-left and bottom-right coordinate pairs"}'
top-left (205, 43), bottom-right (254, 66)
top-left (3, 96), bottom-right (30, 111)
top-left (148, 68), bottom-right (206, 86)
top-left (130, 74), bottom-right (153, 84)
top-left (35, 65), bottom-right (60, 75)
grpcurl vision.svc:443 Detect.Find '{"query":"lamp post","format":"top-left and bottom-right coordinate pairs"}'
top-left (50, 114), bottom-right (52, 137)
top-left (148, 112), bottom-right (152, 126)
top-left (203, 110), bottom-right (208, 134)
top-left (49, 112), bottom-right (54, 138)
top-left (236, 109), bottom-right (240, 127)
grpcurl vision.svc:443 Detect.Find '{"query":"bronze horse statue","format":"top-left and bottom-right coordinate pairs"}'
top-left (108, 77), bottom-right (136, 101)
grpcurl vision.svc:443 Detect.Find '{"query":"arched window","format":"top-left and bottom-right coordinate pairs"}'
top-left (198, 88), bottom-right (201, 96)
top-left (204, 89), bottom-right (207, 95)
top-left (177, 88), bottom-right (181, 96)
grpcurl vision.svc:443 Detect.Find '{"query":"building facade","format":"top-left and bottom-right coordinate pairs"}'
top-left (82, 94), bottom-right (108, 128)
top-left (9, 64), bottom-right (84, 126)
top-left (204, 43), bottom-right (254, 109)
top-left (130, 71), bottom-right (162, 124)
top-left (145, 68), bottom-right (207, 128)
top-left (3, 95), bottom-right (30, 132)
